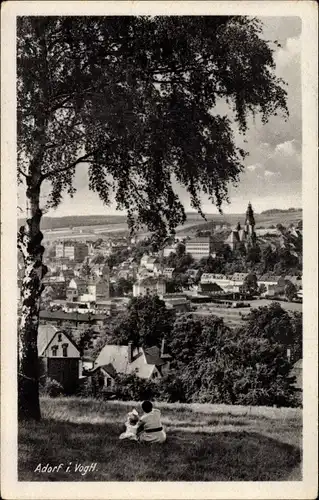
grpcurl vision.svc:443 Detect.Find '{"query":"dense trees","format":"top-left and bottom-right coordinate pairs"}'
top-left (166, 274), bottom-right (189, 293)
top-left (168, 305), bottom-right (301, 406)
top-left (18, 16), bottom-right (288, 419)
top-left (114, 303), bottom-right (300, 407)
top-left (110, 277), bottom-right (133, 297)
top-left (109, 295), bottom-right (175, 348)
top-left (285, 281), bottom-right (297, 302)
top-left (238, 302), bottom-right (302, 362)
top-left (73, 297), bottom-right (302, 407)
top-left (106, 249), bottom-right (131, 269)
top-left (242, 273), bottom-right (258, 296)
top-left (189, 235), bottom-right (302, 277)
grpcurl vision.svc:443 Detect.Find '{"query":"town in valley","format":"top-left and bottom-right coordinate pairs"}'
top-left (18, 203), bottom-right (303, 401)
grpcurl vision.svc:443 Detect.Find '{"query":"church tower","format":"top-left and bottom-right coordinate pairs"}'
top-left (245, 202), bottom-right (255, 233)
top-left (244, 202), bottom-right (256, 245)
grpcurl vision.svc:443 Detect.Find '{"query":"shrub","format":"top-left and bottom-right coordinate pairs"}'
top-left (75, 376), bottom-right (94, 398)
top-left (41, 378), bottom-right (64, 398)
top-left (157, 372), bottom-right (187, 403)
top-left (113, 373), bottom-right (159, 401)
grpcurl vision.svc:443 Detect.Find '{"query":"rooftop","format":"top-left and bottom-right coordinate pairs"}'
top-left (94, 344), bottom-right (165, 379)
top-left (39, 310), bottom-right (105, 322)
top-left (186, 237), bottom-right (211, 243)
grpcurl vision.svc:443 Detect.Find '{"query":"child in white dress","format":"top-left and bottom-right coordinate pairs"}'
top-left (119, 409), bottom-right (139, 441)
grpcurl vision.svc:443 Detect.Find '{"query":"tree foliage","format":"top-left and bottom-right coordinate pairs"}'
top-left (239, 302), bottom-right (302, 361)
top-left (17, 15), bottom-right (288, 419)
top-left (113, 373), bottom-right (159, 401)
top-left (109, 295), bottom-right (174, 348)
top-left (163, 306), bottom-right (301, 407)
top-left (91, 253), bottom-right (105, 265)
top-left (18, 15), bottom-right (288, 240)
top-left (285, 281), bottom-right (297, 301)
top-left (242, 273), bottom-right (258, 295)
top-left (110, 277), bottom-right (133, 297)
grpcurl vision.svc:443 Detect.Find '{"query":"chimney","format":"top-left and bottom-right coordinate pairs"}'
top-left (287, 348), bottom-right (291, 363)
top-left (128, 342), bottom-right (133, 363)
top-left (160, 338), bottom-right (172, 360)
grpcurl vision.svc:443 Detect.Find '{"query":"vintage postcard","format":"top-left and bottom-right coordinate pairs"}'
top-left (1, 1), bottom-right (318, 499)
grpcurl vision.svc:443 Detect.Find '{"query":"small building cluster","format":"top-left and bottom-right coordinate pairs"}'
top-left (17, 202), bottom-right (303, 398)
top-left (37, 323), bottom-right (172, 395)
top-left (225, 202), bottom-right (257, 251)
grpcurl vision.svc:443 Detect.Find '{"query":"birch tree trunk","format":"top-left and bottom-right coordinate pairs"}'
top-left (18, 172), bottom-right (48, 420)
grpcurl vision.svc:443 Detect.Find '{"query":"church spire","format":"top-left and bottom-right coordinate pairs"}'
top-left (245, 202), bottom-right (255, 227)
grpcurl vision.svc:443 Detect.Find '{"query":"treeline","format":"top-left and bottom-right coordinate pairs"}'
top-left (77, 296), bottom-right (302, 408)
top-left (18, 215), bottom-right (127, 230)
top-left (162, 241), bottom-right (302, 290)
top-left (261, 208), bottom-right (302, 214)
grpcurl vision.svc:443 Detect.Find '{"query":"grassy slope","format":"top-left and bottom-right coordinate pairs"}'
top-left (19, 398), bottom-right (302, 482)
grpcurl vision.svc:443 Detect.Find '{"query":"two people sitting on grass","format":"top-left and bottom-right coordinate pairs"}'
top-left (119, 401), bottom-right (166, 444)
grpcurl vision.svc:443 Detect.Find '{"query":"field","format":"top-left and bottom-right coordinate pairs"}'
top-left (194, 299), bottom-right (302, 327)
top-left (19, 397), bottom-right (302, 482)
top-left (32, 209), bottom-right (302, 242)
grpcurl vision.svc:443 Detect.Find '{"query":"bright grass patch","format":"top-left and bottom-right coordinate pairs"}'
top-left (18, 397), bottom-right (302, 481)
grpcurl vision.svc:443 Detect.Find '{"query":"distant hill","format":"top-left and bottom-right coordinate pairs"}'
top-left (18, 208), bottom-right (302, 233)
top-left (18, 215), bottom-right (127, 230)
top-left (261, 208), bottom-right (302, 215)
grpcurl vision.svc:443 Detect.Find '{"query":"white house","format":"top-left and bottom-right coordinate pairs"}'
top-left (87, 341), bottom-right (171, 390)
top-left (37, 324), bottom-right (81, 394)
top-left (162, 268), bottom-right (176, 279)
top-left (133, 277), bottom-right (166, 297)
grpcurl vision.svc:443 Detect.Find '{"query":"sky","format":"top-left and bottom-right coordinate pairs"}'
top-left (18, 16), bottom-right (302, 218)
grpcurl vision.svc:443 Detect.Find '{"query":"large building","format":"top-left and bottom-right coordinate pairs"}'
top-left (55, 242), bottom-right (88, 263)
top-left (39, 310), bottom-right (106, 331)
top-left (185, 237), bottom-right (212, 260)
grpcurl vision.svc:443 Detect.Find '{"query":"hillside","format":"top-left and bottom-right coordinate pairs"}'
top-left (261, 208), bottom-right (301, 215)
top-left (18, 209), bottom-right (302, 233)
top-left (18, 215), bottom-right (127, 231)
top-left (19, 397), bottom-right (301, 482)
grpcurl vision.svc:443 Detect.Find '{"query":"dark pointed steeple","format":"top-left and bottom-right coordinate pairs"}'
top-left (245, 202), bottom-right (255, 227)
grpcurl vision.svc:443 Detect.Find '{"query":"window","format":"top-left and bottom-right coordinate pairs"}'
top-left (62, 344), bottom-right (68, 357)
top-left (58, 333), bottom-right (62, 342)
top-left (106, 377), bottom-right (112, 387)
top-left (51, 345), bottom-right (58, 357)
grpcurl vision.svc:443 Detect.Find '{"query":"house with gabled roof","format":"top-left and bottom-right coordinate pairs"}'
top-left (133, 276), bottom-right (166, 297)
top-left (37, 324), bottom-right (81, 394)
top-left (85, 341), bottom-right (171, 392)
top-left (66, 277), bottom-right (87, 301)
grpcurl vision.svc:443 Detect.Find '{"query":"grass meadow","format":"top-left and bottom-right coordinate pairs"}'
top-left (18, 397), bottom-right (302, 482)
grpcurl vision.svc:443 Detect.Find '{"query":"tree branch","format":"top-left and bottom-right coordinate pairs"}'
top-left (18, 168), bottom-right (29, 179)
top-left (41, 150), bottom-right (99, 180)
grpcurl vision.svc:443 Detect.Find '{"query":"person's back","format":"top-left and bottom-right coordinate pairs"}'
top-left (138, 401), bottom-right (166, 443)
top-left (140, 408), bottom-right (162, 430)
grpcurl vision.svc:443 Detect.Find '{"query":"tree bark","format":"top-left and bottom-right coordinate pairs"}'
top-left (18, 174), bottom-right (47, 421)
